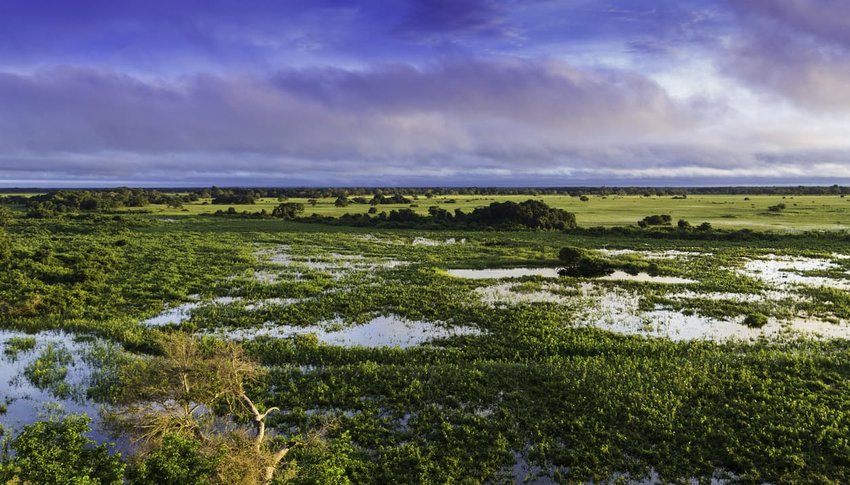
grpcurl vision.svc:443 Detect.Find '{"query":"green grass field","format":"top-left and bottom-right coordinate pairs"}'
top-left (115, 194), bottom-right (850, 232)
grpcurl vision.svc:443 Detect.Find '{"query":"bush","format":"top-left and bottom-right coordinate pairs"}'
top-left (743, 312), bottom-right (769, 328)
top-left (557, 246), bottom-right (615, 277)
top-left (130, 434), bottom-right (221, 485)
top-left (638, 214), bottom-right (673, 227)
top-left (0, 415), bottom-right (125, 485)
top-left (272, 202), bottom-right (305, 219)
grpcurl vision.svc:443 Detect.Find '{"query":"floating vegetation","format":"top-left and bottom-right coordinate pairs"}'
top-left (3, 336), bottom-right (37, 360)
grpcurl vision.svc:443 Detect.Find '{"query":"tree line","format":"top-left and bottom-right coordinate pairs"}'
top-left (217, 199), bottom-right (578, 230)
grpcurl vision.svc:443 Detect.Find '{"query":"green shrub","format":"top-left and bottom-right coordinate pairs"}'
top-left (0, 415), bottom-right (125, 485)
top-left (743, 312), bottom-right (769, 328)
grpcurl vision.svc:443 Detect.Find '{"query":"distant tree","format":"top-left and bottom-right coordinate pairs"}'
top-left (334, 196), bottom-right (350, 207)
top-left (272, 203), bottom-right (304, 219)
top-left (579, 195), bottom-right (589, 202)
top-left (79, 197), bottom-right (100, 211)
top-left (677, 219), bottom-right (691, 230)
top-left (466, 200), bottom-right (576, 230)
top-left (307, 199), bottom-right (318, 206)
top-left (637, 215), bottom-right (672, 227)
top-left (427, 206), bottom-right (452, 220)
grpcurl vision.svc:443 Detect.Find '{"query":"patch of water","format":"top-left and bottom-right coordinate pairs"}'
top-left (0, 330), bottom-right (124, 449)
top-left (206, 315), bottom-right (481, 348)
top-left (244, 298), bottom-right (303, 310)
top-left (576, 285), bottom-right (850, 341)
top-left (598, 271), bottom-right (696, 284)
top-left (739, 255), bottom-right (850, 290)
top-left (599, 249), bottom-right (708, 259)
top-left (144, 296), bottom-right (306, 326)
top-left (256, 245), bottom-right (292, 265)
top-left (447, 268), bottom-right (561, 279)
top-left (475, 283), bottom-right (574, 306)
top-left (143, 296), bottom-right (242, 327)
top-left (413, 237), bottom-right (466, 246)
top-left (671, 290), bottom-right (799, 304)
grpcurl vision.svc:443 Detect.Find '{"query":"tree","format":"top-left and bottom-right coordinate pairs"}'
top-left (113, 335), bottom-right (328, 484)
top-left (557, 246), bottom-right (614, 277)
top-left (272, 203), bottom-right (304, 219)
top-left (0, 414), bottom-right (125, 485)
top-left (637, 214), bottom-right (672, 227)
top-left (334, 196), bottom-right (350, 208)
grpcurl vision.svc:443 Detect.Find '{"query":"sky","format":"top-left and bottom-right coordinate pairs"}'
top-left (1, 0), bottom-right (849, 187)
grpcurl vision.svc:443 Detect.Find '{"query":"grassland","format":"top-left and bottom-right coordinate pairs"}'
top-left (86, 194), bottom-right (850, 232)
top-left (2, 202), bottom-right (850, 483)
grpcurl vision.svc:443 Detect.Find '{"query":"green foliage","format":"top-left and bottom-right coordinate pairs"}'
top-left (4, 336), bottom-right (37, 359)
top-left (130, 434), bottom-right (221, 485)
top-left (286, 432), bottom-right (356, 485)
top-left (638, 214), bottom-right (673, 227)
top-left (24, 343), bottom-right (74, 398)
top-left (0, 207), bottom-right (12, 226)
top-left (464, 199), bottom-right (577, 230)
top-left (3, 211), bottom-right (850, 483)
top-left (0, 227), bottom-right (10, 262)
top-left (0, 414), bottom-right (125, 485)
top-left (273, 203), bottom-right (305, 219)
top-left (743, 312), bottom-right (769, 328)
top-left (557, 246), bottom-right (614, 277)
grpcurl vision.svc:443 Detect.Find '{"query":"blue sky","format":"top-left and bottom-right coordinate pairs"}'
top-left (1, 0), bottom-right (849, 186)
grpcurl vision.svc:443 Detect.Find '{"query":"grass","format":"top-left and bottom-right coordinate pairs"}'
top-left (2, 210), bottom-right (850, 482)
top-left (4, 336), bottom-right (37, 360)
top-left (3, 193), bottom-right (845, 232)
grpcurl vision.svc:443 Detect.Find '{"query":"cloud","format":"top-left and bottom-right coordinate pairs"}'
top-left (0, 59), bottom-right (689, 172)
top-left (723, 0), bottom-right (850, 111)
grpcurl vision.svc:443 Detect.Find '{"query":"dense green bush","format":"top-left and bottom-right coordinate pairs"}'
top-left (0, 415), bottom-right (125, 485)
top-left (130, 434), bottom-right (222, 485)
top-left (557, 246), bottom-right (615, 277)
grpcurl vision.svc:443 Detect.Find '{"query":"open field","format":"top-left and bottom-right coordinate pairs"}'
top-left (71, 194), bottom-right (850, 231)
top-left (2, 206), bottom-right (850, 483)
top-left (6, 193), bottom-right (850, 231)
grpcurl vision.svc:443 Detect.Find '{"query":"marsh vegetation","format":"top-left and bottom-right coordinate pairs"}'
top-left (2, 190), bottom-right (850, 483)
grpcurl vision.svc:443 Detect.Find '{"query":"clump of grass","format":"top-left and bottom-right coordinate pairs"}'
top-left (743, 312), bottom-right (769, 328)
top-left (4, 336), bottom-right (37, 360)
top-left (24, 343), bottom-right (74, 398)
